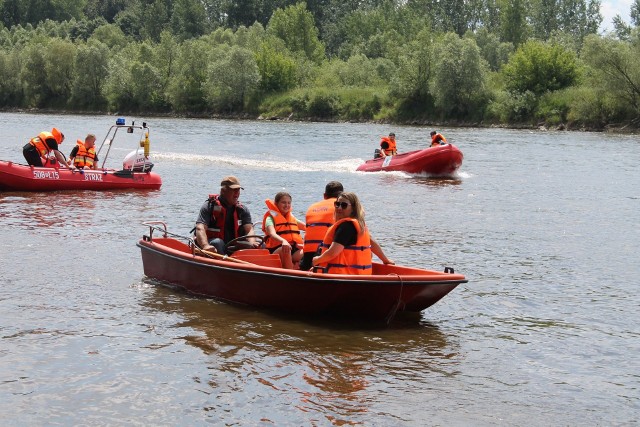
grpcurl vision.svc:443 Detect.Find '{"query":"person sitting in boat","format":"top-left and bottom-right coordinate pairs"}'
top-left (299, 181), bottom-right (343, 271)
top-left (194, 175), bottom-right (260, 255)
top-left (68, 134), bottom-right (99, 170)
top-left (262, 191), bottom-right (306, 269)
top-left (311, 192), bottom-right (394, 274)
top-left (430, 131), bottom-right (447, 147)
top-left (22, 127), bottom-right (69, 168)
top-left (378, 132), bottom-right (397, 158)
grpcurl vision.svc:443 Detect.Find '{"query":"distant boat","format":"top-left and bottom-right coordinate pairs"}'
top-left (137, 222), bottom-right (468, 324)
top-left (0, 119), bottom-right (161, 191)
top-left (356, 144), bottom-right (463, 176)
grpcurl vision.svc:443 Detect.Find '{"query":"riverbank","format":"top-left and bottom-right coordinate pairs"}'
top-left (3, 107), bottom-right (638, 134)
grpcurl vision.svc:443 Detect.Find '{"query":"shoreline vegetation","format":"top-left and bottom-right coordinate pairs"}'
top-left (1, 2), bottom-right (639, 134)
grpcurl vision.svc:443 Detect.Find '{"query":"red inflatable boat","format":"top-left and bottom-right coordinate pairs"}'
top-left (356, 144), bottom-right (463, 176)
top-left (0, 119), bottom-right (161, 191)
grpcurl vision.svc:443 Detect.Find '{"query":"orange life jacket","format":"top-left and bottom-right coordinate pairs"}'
top-left (380, 136), bottom-right (397, 155)
top-left (72, 140), bottom-right (96, 168)
top-left (431, 133), bottom-right (447, 146)
top-left (204, 194), bottom-right (242, 241)
top-left (303, 198), bottom-right (336, 254)
top-left (29, 131), bottom-right (56, 158)
top-left (317, 218), bottom-right (372, 275)
top-left (262, 199), bottom-right (303, 249)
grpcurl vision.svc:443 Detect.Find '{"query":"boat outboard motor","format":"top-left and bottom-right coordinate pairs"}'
top-left (123, 150), bottom-right (154, 172)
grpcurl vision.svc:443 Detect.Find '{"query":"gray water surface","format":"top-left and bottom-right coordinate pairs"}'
top-left (1, 113), bottom-right (638, 425)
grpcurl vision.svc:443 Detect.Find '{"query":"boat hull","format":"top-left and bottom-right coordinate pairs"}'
top-left (0, 160), bottom-right (161, 191)
top-left (137, 237), bottom-right (467, 322)
top-left (356, 144), bottom-right (463, 176)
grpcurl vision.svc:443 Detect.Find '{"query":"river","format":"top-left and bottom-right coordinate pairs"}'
top-left (1, 112), bottom-right (638, 425)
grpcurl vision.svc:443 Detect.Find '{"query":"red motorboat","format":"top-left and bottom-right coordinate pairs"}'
top-left (137, 222), bottom-right (468, 323)
top-left (356, 144), bottom-right (463, 176)
top-left (0, 119), bottom-right (161, 191)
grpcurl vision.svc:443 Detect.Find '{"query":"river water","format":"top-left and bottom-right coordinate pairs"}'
top-left (1, 112), bottom-right (638, 425)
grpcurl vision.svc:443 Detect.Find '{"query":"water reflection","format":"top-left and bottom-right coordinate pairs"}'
top-left (0, 190), bottom-right (160, 235)
top-left (374, 173), bottom-right (463, 189)
top-left (139, 281), bottom-right (457, 424)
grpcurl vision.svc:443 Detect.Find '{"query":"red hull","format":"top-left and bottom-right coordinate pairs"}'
top-left (137, 236), bottom-right (467, 323)
top-left (357, 144), bottom-right (463, 176)
top-left (0, 160), bottom-right (162, 191)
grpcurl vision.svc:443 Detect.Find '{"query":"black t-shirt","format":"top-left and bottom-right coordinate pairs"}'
top-left (333, 221), bottom-right (357, 247)
top-left (45, 138), bottom-right (59, 151)
top-left (196, 197), bottom-right (253, 243)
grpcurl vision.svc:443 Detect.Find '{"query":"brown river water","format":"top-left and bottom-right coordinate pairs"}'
top-left (1, 113), bottom-right (638, 425)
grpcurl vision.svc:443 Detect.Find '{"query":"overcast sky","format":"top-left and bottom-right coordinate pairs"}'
top-left (600, 0), bottom-right (633, 32)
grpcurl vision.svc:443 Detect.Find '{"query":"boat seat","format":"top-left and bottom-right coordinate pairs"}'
top-left (154, 238), bottom-right (192, 252)
top-left (232, 249), bottom-right (282, 268)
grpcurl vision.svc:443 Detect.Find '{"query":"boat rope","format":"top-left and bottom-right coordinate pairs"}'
top-left (384, 273), bottom-right (404, 325)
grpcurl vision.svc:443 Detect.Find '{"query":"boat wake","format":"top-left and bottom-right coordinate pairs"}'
top-left (154, 152), bottom-right (365, 173)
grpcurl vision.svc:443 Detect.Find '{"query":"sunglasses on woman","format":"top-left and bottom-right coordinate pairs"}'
top-left (334, 201), bottom-right (351, 209)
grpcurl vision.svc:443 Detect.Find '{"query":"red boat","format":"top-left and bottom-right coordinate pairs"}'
top-left (0, 119), bottom-right (161, 191)
top-left (137, 222), bottom-right (468, 323)
top-left (356, 144), bottom-right (463, 176)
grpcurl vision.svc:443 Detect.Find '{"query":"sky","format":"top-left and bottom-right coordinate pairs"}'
top-left (600, 0), bottom-right (633, 32)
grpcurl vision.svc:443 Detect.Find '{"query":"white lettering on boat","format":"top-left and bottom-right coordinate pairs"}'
top-left (84, 172), bottom-right (103, 181)
top-left (33, 170), bottom-right (60, 180)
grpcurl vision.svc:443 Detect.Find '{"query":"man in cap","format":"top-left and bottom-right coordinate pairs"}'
top-left (194, 176), bottom-right (259, 254)
top-left (22, 127), bottom-right (69, 168)
top-left (299, 180), bottom-right (343, 271)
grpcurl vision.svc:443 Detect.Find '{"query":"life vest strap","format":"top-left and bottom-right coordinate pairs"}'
top-left (306, 222), bottom-right (332, 227)
top-left (344, 245), bottom-right (372, 251)
top-left (327, 263), bottom-right (373, 270)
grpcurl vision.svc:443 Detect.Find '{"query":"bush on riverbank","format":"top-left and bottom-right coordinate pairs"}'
top-left (1, 2), bottom-right (639, 132)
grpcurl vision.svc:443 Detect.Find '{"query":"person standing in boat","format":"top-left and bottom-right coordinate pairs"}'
top-left (22, 127), bottom-right (69, 168)
top-left (430, 130), bottom-right (447, 147)
top-left (311, 192), bottom-right (394, 274)
top-left (299, 181), bottom-right (343, 271)
top-left (262, 191), bottom-right (306, 269)
top-left (68, 134), bottom-right (99, 170)
top-left (194, 176), bottom-right (260, 255)
top-left (378, 132), bottom-right (397, 158)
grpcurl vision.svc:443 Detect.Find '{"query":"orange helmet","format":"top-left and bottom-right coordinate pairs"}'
top-left (51, 127), bottom-right (64, 144)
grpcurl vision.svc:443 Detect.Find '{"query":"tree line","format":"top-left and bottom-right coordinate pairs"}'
top-left (1, 0), bottom-right (639, 129)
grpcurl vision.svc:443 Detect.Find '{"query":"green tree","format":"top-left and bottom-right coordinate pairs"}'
top-left (102, 43), bottom-right (139, 110)
top-left (390, 28), bottom-right (435, 116)
top-left (502, 40), bottom-right (579, 96)
top-left (20, 42), bottom-right (49, 107)
top-left (581, 34), bottom-right (640, 118)
top-left (1, 0), bottom-right (29, 27)
top-left (530, 0), bottom-right (558, 40)
top-left (141, 0), bottom-right (170, 42)
top-left (70, 40), bottom-right (109, 108)
top-left (471, 27), bottom-right (513, 72)
top-left (204, 45), bottom-right (260, 111)
top-left (0, 48), bottom-right (23, 106)
top-left (499, 0), bottom-right (528, 46)
top-left (255, 39), bottom-right (297, 92)
top-left (44, 38), bottom-right (76, 106)
top-left (89, 23), bottom-right (129, 49)
top-left (431, 32), bottom-right (488, 118)
top-left (165, 38), bottom-right (211, 112)
top-left (632, 0), bottom-right (640, 26)
top-left (171, 0), bottom-right (209, 41)
top-left (84, 0), bottom-right (127, 22)
top-left (267, 2), bottom-right (325, 64)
